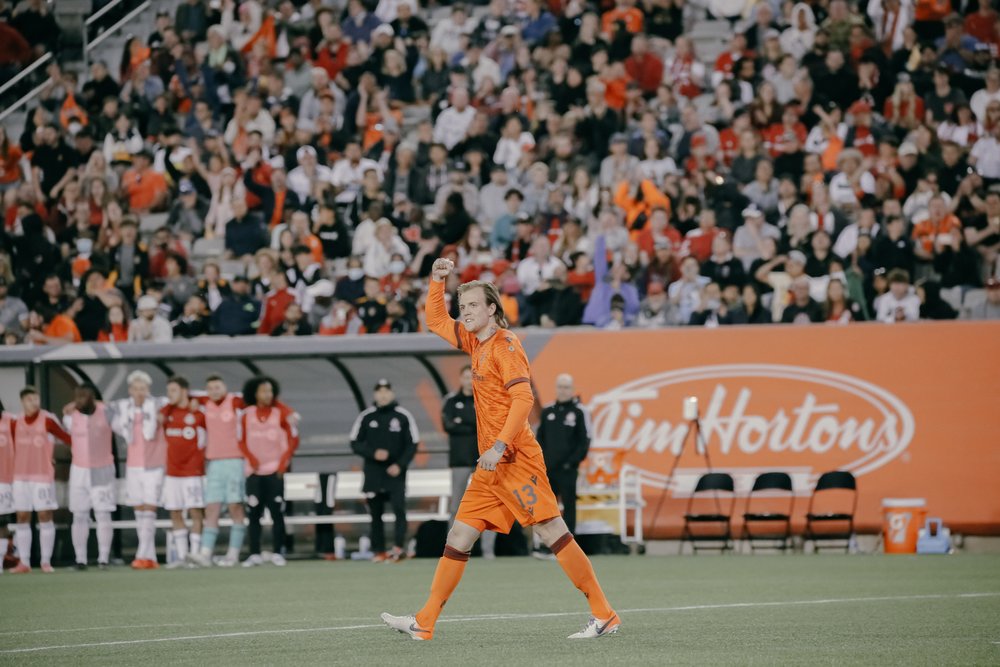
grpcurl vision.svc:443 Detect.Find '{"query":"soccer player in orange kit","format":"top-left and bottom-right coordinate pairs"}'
top-left (381, 257), bottom-right (619, 641)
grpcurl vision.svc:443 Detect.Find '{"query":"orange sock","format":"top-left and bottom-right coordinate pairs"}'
top-left (414, 546), bottom-right (469, 631)
top-left (552, 533), bottom-right (614, 619)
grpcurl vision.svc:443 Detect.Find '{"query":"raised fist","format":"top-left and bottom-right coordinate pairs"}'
top-left (431, 258), bottom-right (454, 282)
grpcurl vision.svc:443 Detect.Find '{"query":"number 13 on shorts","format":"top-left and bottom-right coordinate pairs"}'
top-left (512, 484), bottom-right (537, 509)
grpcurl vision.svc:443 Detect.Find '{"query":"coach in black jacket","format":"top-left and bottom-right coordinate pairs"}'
top-left (536, 374), bottom-right (591, 535)
top-left (350, 379), bottom-right (420, 561)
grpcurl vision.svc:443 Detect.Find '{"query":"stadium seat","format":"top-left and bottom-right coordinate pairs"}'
top-left (192, 237), bottom-right (225, 260)
top-left (140, 212), bottom-right (168, 235)
top-left (283, 472), bottom-right (322, 503)
top-left (962, 289), bottom-right (986, 318)
top-left (681, 472), bottom-right (736, 554)
top-left (741, 472), bottom-right (795, 552)
top-left (803, 471), bottom-right (857, 553)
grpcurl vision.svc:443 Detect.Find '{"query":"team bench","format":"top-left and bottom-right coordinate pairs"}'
top-left (101, 468), bottom-right (454, 531)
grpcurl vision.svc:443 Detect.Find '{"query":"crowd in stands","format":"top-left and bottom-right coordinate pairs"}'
top-left (1, 0), bottom-right (1000, 346)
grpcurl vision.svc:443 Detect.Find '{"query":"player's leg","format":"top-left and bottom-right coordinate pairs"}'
top-left (369, 492), bottom-right (388, 561)
top-left (36, 509), bottom-right (55, 572)
top-left (0, 483), bottom-right (13, 572)
top-left (169, 508), bottom-right (189, 565)
top-left (223, 501), bottom-right (246, 566)
top-left (263, 474), bottom-right (286, 566)
top-left (187, 477), bottom-right (205, 558)
top-left (93, 466), bottom-right (117, 569)
top-left (200, 460), bottom-right (224, 563)
top-left (389, 483), bottom-right (407, 560)
top-left (12, 509), bottom-right (32, 573)
top-left (243, 474), bottom-right (265, 567)
top-left (534, 516), bottom-right (619, 638)
top-left (68, 465), bottom-right (92, 569)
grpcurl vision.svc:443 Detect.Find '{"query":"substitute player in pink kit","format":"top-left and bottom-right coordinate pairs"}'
top-left (160, 376), bottom-right (208, 568)
top-left (11, 387), bottom-right (70, 573)
top-left (63, 384), bottom-right (117, 570)
top-left (109, 371), bottom-right (166, 569)
top-left (191, 375), bottom-right (247, 568)
top-left (238, 376), bottom-right (299, 568)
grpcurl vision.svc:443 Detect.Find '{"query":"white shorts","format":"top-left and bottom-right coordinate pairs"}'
top-left (12, 480), bottom-right (58, 512)
top-left (161, 476), bottom-right (205, 511)
top-left (125, 467), bottom-right (165, 507)
top-left (0, 482), bottom-right (15, 514)
top-left (68, 464), bottom-right (118, 513)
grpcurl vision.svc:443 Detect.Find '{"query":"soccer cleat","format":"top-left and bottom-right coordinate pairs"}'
top-left (371, 551), bottom-right (390, 563)
top-left (271, 553), bottom-right (287, 567)
top-left (40, 564), bottom-right (55, 573)
top-left (131, 559), bottom-right (145, 570)
top-left (380, 613), bottom-right (432, 641)
top-left (567, 612), bottom-right (621, 639)
top-left (10, 563), bottom-right (31, 574)
top-left (145, 559), bottom-right (160, 570)
top-left (165, 559), bottom-right (190, 570)
top-left (188, 552), bottom-right (213, 568)
top-left (98, 562), bottom-right (110, 571)
top-left (242, 554), bottom-right (264, 568)
top-left (215, 557), bottom-right (237, 568)
top-left (387, 546), bottom-right (405, 563)
top-left (74, 562), bottom-right (88, 571)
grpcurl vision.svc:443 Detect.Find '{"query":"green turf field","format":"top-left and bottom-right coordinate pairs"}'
top-left (2, 554), bottom-right (998, 665)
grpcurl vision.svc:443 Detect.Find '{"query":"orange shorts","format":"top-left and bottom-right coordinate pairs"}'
top-left (454, 450), bottom-right (561, 534)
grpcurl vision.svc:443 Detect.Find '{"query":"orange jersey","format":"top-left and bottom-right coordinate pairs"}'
top-left (425, 280), bottom-right (541, 459)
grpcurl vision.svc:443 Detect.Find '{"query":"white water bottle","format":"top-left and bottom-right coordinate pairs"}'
top-left (334, 536), bottom-right (346, 560)
top-left (359, 536), bottom-right (371, 555)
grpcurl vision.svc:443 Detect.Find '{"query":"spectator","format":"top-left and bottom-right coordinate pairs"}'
top-left (224, 198), bottom-right (267, 260)
top-left (270, 302), bottom-right (313, 336)
top-left (211, 276), bottom-right (261, 336)
top-left (635, 280), bottom-right (675, 328)
top-left (129, 295), bottom-right (173, 342)
top-left (781, 276), bottom-right (824, 324)
top-left (172, 295), bottom-right (210, 338)
top-left (963, 278), bottom-right (1000, 319)
top-left (0, 276), bottom-right (28, 338)
top-left (874, 269), bottom-right (921, 322)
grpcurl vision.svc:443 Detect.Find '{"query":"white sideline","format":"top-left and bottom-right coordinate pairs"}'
top-left (1, 592), bottom-right (997, 655)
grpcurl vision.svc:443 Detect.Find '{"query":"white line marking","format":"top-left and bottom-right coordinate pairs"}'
top-left (1, 592), bottom-right (997, 655)
top-left (0, 617), bottom-right (372, 637)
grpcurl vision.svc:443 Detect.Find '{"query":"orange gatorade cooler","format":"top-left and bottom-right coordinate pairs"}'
top-left (881, 498), bottom-right (927, 554)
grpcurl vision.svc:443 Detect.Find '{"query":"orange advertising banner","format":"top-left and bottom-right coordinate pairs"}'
top-left (529, 321), bottom-right (1000, 537)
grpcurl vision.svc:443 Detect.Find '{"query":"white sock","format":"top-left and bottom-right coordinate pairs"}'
top-left (226, 546), bottom-right (240, 562)
top-left (14, 523), bottom-right (31, 567)
top-left (39, 522), bottom-right (55, 566)
top-left (72, 513), bottom-right (91, 564)
top-left (173, 529), bottom-right (189, 561)
top-left (95, 512), bottom-right (113, 564)
top-left (139, 512), bottom-right (157, 561)
top-left (0, 537), bottom-right (8, 571)
top-left (189, 531), bottom-right (201, 555)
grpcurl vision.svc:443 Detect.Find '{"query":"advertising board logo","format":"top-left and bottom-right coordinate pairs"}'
top-left (587, 364), bottom-right (915, 480)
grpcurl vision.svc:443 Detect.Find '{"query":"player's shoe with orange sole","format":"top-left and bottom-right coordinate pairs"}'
top-left (380, 613), bottom-right (432, 640)
top-left (10, 563), bottom-right (31, 574)
top-left (567, 612), bottom-right (621, 639)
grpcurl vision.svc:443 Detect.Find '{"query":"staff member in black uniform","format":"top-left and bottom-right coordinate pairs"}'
top-left (350, 379), bottom-right (420, 563)
top-left (441, 366), bottom-right (495, 558)
top-left (536, 374), bottom-right (592, 538)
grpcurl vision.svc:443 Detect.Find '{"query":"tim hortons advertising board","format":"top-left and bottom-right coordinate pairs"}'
top-left (528, 321), bottom-right (1000, 537)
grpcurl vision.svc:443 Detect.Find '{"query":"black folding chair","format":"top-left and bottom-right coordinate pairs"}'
top-left (803, 471), bottom-right (857, 553)
top-left (681, 473), bottom-right (735, 554)
top-left (741, 472), bottom-right (794, 552)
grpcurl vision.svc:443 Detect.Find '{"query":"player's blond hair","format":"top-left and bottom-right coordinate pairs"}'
top-left (457, 280), bottom-right (509, 328)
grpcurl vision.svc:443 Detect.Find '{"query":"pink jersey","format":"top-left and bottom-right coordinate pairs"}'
top-left (13, 411), bottom-right (69, 482)
top-left (241, 405), bottom-right (291, 475)
top-left (0, 413), bottom-right (13, 484)
top-left (68, 403), bottom-right (114, 469)
top-left (126, 403), bottom-right (166, 469)
top-left (204, 394), bottom-right (244, 460)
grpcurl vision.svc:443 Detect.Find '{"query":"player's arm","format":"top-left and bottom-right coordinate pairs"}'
top-left (237, 412), bottom-right (261, 471)
top-left (46, 414), bottom-right (72, 445)
top-left (569, 404), bottom-right (592, 467)
top-left (480, 341), bottom-right (534, 470)
top-left (396, 409), bottom-right (420, 469)
top-left (424, 258), bottom-right (474, 352)
top-left (349, 411), bottom-right (375, 460)
top-left (276, 402), bottom-right (300, 474)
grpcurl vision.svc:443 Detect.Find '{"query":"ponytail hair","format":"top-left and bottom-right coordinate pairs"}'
top-left (457, 280), bottom-right (509, 328)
